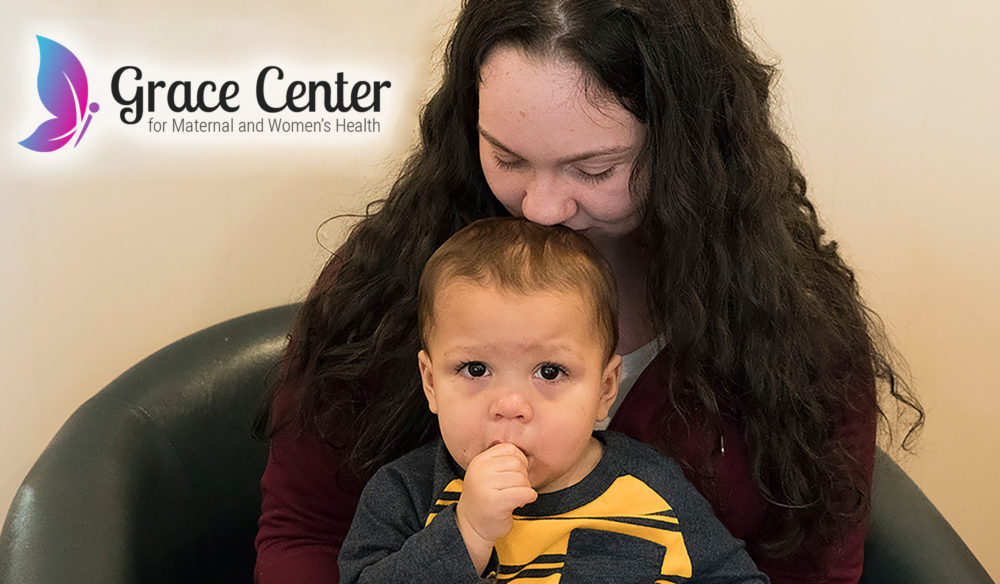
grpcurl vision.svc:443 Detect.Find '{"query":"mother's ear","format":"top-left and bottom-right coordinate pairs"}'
top-left (417, 349), bottom-right (439, 414)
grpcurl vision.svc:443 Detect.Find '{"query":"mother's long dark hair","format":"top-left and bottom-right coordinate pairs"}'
top-left (259, 0), bottom-right (923, 558)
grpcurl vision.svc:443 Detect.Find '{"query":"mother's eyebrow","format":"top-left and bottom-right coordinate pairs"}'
top-left (477, 126), bottom-right (635, 164)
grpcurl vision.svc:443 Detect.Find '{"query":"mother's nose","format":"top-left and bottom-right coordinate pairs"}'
top-left (519, 173), bottom-right (577, 226)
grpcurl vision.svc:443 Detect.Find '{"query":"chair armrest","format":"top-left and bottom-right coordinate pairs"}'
top-left (861, 449), bottom-right (993, 583)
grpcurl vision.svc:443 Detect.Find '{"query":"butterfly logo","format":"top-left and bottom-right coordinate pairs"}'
top-left (20, 36), bottom-right (100, 152)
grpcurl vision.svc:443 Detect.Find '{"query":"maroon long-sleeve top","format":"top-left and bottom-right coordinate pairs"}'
top-left (255, 346), bottom-right (876, 584)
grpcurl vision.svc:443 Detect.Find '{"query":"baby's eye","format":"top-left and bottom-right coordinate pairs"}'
top-left (459, 361), bottom-right (489, 378)
top-left (534, 363), bottom-right (567, 381)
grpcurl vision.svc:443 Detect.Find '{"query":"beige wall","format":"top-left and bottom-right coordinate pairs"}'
top-left (1, 0), bottom-right (459, 543)
top-left (2, 0), bottom-right (996, 579)
top-left (742, 0), bottom-right (1000, 578)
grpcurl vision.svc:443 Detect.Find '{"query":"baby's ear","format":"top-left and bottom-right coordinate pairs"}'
top-left (417, 349), bottom-right (439, 414)
top-left (597, 354), bottom-right (622, 421)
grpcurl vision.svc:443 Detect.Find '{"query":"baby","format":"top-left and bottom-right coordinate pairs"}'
top-left (338, 217), bottom-right (767, 583)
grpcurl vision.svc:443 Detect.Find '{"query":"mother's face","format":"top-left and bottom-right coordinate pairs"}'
top-left (477, 47), bottom-right (646, 247)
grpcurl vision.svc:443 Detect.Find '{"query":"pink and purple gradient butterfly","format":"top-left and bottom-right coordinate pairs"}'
top-left (19, 36), bottom-right (100, 152)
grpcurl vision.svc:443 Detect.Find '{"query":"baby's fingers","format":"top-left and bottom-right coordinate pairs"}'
top-left (497, 485), bottom-right (538, 511)
top-left (486, 443), bottom-right (530, 466)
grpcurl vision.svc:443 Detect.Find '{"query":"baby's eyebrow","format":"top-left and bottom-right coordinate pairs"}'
top-left (441, 343), bottom-right (583, 360)
top-left (439, 346), bottom-right (491, 360)
top-left (477, 125), bottom-right (634, 164)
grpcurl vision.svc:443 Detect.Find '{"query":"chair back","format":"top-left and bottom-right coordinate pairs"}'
top-left (0, 305), bottom-right (298, 584)
top-left (3, 304), bottom-right (993, 583)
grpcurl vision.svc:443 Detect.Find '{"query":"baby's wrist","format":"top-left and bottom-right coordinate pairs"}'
top-left (456, 505), bottom-right (495, 575)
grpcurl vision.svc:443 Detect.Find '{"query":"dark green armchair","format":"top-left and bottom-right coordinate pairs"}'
top-left (0, 305), bottom-right (296, 584)
top-left (0, 305), bottom-right (993, 583)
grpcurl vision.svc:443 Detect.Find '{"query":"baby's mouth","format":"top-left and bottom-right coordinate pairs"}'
top-left (489, 440), bottom-right (528, 456)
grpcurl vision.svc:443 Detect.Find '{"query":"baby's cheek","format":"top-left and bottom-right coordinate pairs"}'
top-left (439, 423), bottom-right (475, 470)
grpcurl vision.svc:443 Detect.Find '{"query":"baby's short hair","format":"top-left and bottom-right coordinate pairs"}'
top-left (418, 217), bottom-right (619, 360)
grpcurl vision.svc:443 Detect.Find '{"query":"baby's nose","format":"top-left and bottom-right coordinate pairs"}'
top-left (489, 392), bottom-right (533, 423)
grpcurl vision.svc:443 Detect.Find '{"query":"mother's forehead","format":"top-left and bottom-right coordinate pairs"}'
top-left (478, 46), bottom-right (626, 115)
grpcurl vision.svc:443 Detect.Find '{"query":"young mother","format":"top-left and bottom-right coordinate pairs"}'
top-left (255, 1), bottom-right (922, 582)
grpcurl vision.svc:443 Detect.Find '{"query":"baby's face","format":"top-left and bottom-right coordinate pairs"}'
top-left (418, 280), bottom-right (620, 494)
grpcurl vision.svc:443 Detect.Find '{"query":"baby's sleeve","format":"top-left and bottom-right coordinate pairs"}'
top-left (338, 464), bottom-right (481, 584)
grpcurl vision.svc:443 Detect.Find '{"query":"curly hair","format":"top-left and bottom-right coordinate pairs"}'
top-left (258, 0), bottom-right (923, 559)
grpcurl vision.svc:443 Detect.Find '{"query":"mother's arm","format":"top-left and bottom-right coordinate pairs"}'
top-left (751, 391), bottom-right (878, 584)
top-left (254, 389), bottom-right (363, 584)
